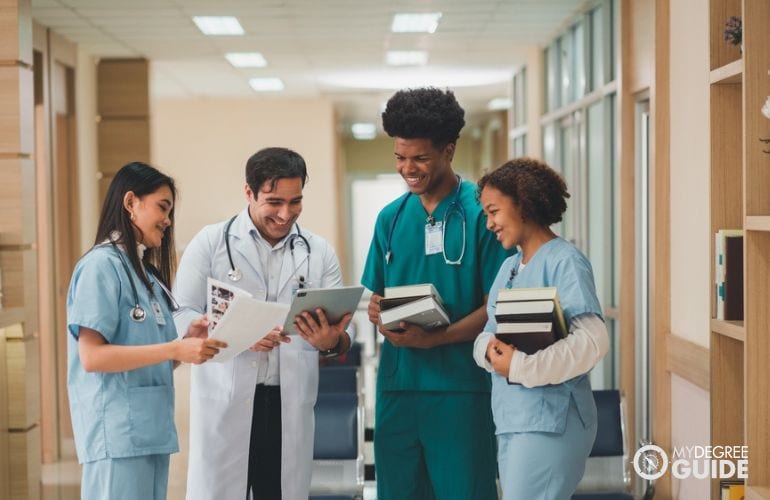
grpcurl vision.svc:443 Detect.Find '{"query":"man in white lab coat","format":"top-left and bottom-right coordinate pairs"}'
top-left (173, 147), bottom-right (352, 500)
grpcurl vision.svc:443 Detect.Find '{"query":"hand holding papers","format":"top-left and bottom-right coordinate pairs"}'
top-left (208, 296), bottom-right (289, 362)
top-left (205, 278), bottom-right (289, 362)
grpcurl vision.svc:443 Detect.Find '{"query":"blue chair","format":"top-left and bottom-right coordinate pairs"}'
top-left (572, 390), bottom-right (633, 500)
top-left (310, 364), bottom-right (364, 499)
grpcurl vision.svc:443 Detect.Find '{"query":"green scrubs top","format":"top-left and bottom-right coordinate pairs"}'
top-left (361, 178), bottom-right (513, 392)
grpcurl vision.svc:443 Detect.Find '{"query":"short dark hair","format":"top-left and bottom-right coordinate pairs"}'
top-left (94, 161), bottom-right (177, 295)
top-left (245, 147), bottom-right (308, 197)
top-left (381, 87), bottom-right (465, 149)
top-left (477, 157), bottom-right (570, 227)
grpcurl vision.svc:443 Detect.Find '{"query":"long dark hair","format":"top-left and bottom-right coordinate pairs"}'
top-left (94, 162), bottom-right (177, 294)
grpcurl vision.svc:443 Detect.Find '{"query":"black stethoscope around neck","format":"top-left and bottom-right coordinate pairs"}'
top-left (385, 175), bottom-right (467, 266)
top-left (223, 213), bottom-right (311, 284)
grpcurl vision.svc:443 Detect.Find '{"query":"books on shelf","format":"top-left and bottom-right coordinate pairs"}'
top-left (494, 287), bottom-right (567, 355)
top-left (715, 229), bottom-right (744, 321)
top-left (379, 283), bottom-right (449, 332)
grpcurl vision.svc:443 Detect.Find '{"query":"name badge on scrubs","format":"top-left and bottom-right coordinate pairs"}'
top-left (151, 300), bottom-right (166, 325)
top-left (425, 221), bottom-right (443, 255)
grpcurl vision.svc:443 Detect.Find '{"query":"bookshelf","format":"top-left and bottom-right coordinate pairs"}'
top-left (709, 0), bottom-right (770, 498)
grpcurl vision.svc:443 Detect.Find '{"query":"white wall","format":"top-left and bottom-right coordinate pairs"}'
top-left (150, 97), bottom-right (339, 250)
top-left (669, 0), bottom-right (710, 349)
top-left (668, 1), bottom-right (711, 497)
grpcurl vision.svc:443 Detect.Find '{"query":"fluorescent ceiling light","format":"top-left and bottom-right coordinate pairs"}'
top-left (352, 123), bottom-right (377, 140)
top-left (487, 97), bottom-right (512, 111)
top-left (193, 16), bottom-right (244, 36)
top-left (225, 52), bottom-right (267, 68)
top-left (386, 50), bottom-right (428, 66)
top-left (318, 67), bottom-right (511, 90)
top-left (248, 77), bottom-right (285, 92)
top-left (391, 12), bottom-right (442, 33)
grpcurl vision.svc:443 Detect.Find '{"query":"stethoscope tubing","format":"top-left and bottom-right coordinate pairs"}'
top-left (385, 175), bottom-right (467, 266)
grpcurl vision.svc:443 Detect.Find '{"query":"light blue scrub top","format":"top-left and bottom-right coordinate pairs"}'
top-left (66, 245), bottom-right (179, 463)
top-left (485, 237), bottom-right (603, 434)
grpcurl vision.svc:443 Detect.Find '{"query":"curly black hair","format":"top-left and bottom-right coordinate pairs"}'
top-left (381, 87), bottom-right (465, 149)
top-left (477, 157), bottom-right (570, 227)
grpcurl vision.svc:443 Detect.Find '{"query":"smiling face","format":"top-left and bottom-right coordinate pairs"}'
top-left (480, 185), bottom-right (528, 250)
top-left (246, 176), bottom-right (304, 246)
top-left (394, 137), bottom-right (455, 196)
top-left (126, 185), bottom-right (174, 249)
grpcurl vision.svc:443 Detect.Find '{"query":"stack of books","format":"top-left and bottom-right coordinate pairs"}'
top-left (494, 287), bottom-right (567, 354)
top-left (379, 283), bottom-right (450, 332)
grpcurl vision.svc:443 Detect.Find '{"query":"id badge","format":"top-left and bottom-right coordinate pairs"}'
top-left (425, 221), bottom-right (444, 255)
top-left (151, 300), bottom-right (167, 325)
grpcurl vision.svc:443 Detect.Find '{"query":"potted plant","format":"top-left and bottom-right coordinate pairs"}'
top-left (724, 16), bottom-right (742, 52)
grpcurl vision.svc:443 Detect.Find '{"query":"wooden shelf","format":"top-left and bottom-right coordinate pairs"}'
top-left (747, 486), bottom-right (770, 500)
top-left (710, 59), bottom-right (743, 84)
top-left (711, 319), bottom-right (745, 342)
top-left (0, 308), bottom-right (25, 329)
top-left (746, 216), bottom-right (770, 232)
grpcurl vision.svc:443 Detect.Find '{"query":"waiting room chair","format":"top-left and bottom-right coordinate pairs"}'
top-left (572, 389), bottom-right (633, 500)
top-left (310, 362), bottom-right (365, 499)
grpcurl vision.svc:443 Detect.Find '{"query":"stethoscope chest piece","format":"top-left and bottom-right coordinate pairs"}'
top-left (130, 305), bottom-right (146, 322)
top-left (227, 267), bottom-right (243, 282)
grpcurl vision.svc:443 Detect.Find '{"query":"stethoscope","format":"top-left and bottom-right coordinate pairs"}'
top-left (109, 242), bottom-right (178, 322)
top-left (223, 214), bottom-right (312, 286)
top-left (385, 175), bottom-right (466, 266)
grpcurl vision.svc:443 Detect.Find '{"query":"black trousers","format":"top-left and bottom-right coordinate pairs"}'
top-left (247, 384), bottom-right (282, 500)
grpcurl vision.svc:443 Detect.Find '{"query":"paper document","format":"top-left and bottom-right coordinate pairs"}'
top-left (206, 278), bottom-right (251, 333)
top-left (208, 296), bottom-right (289, 363)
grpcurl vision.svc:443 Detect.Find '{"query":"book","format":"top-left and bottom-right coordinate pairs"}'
top-left (494, 300), bottom-right (567, 333)
top-left (493, 289), bottom-right (568, 354)
top-left (384, 283), bottom-right (444, 306)
top-left (496, 286), bottom-right (558, 303)
top-left (715, 229), bottom-right (743, 320)
top-left (719, 480), bottom-right (744, 500)
top-left (723, 234), bottom-right (744, 321)
top-left (379, 295), bottom-right (450, 332)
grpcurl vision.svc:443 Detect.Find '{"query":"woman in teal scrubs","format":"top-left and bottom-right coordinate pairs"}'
top-left (474, 157), bottom-right (610, 500)
top-left (66, 162), bottom-right (226, 500)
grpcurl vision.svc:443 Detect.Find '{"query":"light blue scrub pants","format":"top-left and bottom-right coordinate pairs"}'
top-left (497, 398), bottom-right (596, 500)
top-left (81, 454), bottom-right (169, 500)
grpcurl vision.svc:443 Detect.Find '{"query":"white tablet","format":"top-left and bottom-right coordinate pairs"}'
top-left (282, 285), bottom-right (365, 335)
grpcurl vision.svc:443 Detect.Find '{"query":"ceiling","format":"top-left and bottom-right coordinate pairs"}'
top-left (30, 0), bottom-right (586, 129)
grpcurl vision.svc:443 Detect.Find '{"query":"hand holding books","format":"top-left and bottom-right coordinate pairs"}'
top-left (374, 283), bottom-right (450, 349)
top-left (486, 338), bottom-right (515, 377)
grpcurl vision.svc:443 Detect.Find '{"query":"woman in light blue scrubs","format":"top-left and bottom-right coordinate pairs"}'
top-left (474, 157), bottom-right (610, 500)
top-left (66, 162), bottom-right (227, 500)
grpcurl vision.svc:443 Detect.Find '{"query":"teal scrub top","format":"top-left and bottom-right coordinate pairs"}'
top-left (362, 179), bottom-right (513, 392)
top-left (485, 237), bottom-right (603, 434)
top-left (66, 245), bottom-right (179, 463)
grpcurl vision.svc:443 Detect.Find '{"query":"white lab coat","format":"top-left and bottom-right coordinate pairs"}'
top-left (173, 208), bottom-right (344, 500)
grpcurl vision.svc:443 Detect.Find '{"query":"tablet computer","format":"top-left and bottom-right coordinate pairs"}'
top-left (282, 285), bottom-right (365, 335)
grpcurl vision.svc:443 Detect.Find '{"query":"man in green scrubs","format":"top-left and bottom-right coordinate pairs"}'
top-left (361, 87), bottom-right (513, 499)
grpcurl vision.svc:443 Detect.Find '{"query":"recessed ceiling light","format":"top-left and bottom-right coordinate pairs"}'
top-left (352, 123), bottom-right (377, 140)
top-left (386, 50), bottom-right (428, 66)
top-left (391, 13), bottom-right (442, 33)
top-left (248, 77), bottom-right (285, 92)
top-left (487, 97), bottom-right (513, 111)
top-left (192, 16), bottom-right (244, 36)
top-left (225, 52), bottom-right (267, 68)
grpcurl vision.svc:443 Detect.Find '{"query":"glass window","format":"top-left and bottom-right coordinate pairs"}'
top-left (590, 5), bottom-right (605, 90)
top-left (560, 34), bottom-right (573, 106)
top-left (512, 135), bottom-right (526, 157)
top-left (574, 21), bottom-right (586, 99)
top-left (559, 119), bottom-right (575, 242)
top-left (587, 99), bottom-right (612, 306)
top-left (513, 68), bottom-right (527, 128)
top-left (545, 44), bottom-right (560, 112)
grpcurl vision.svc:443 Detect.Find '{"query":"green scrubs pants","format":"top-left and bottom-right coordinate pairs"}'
top-left (374, 391), bottom-right (498, 500)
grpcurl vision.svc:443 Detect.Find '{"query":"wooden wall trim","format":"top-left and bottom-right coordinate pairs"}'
top-left (666, 333), bottom-right (710, 391)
